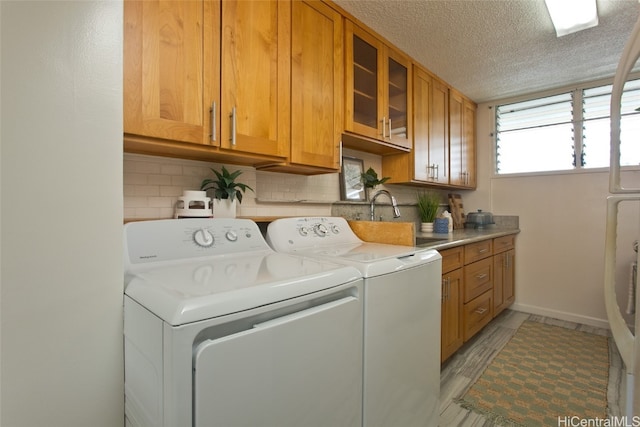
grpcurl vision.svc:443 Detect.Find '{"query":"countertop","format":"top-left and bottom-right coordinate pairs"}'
top-left (415, 225), bottom-right (520, 250)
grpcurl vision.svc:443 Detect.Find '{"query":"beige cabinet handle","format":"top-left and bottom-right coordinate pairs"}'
top-left (229, 106), bottom-right (237, 146)
top-left (210, 101), bottom-right (216, 143)
top-left (475, 307), bottom-right (487, 315)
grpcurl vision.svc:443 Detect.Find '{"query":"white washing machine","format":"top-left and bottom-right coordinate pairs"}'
top-left (123, 218), bottom-right (364, 427)
top-left (267, 217), bottom-right (442, 427)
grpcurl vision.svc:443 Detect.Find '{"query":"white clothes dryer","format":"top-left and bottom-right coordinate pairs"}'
top-left (267, 216), bottom-right (442, 427)
top-left (123, 218), bottom-right (364, 427)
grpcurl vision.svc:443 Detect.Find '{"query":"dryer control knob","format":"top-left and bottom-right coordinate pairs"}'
top-left (330, 224), bottom-right (340, 234)
top-left (314, 223), bottom-right (329, 237)
top-left (298, 227), bottom-right (309, 236)
top-left (193, 228), bottom-right (215, 247)
top-left (225, 230), bottom-right (238, 242)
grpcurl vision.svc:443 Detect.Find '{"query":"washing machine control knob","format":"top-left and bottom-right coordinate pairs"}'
top-left (193, 228), bottom-right (215, 247)
top-left (225, 230), bottom-right (238, 242)
top-left (314, 223), bottom-right (329, 237)
top-left (298, 227), bottom-right (309, 237)
top-left (331, 224), bottom-right (340, 234)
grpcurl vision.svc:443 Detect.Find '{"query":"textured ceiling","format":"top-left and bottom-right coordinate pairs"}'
top-left (333, 0), bottom-right (640, 103)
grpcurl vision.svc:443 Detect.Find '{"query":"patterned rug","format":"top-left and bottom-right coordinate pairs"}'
top-left (455, 320), bottom-right (609, 426)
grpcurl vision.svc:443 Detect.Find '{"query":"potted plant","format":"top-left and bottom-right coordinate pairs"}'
top-left (200, 166), bottom-right (254, 218)
top-left (416, 191), bottom-right (440, 232)
top-left (361, 167), bottom-right (390, 199)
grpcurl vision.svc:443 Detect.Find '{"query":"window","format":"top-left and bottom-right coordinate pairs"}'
top-left (495, 79), bottom-right (640, 174)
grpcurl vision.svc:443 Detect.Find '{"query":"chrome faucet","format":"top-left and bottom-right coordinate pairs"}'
top-left (370, 189), bottom-right (401, 221)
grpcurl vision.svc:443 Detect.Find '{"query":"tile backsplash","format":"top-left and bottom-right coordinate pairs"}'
top-left (124, 151), bottom-right (452, 221)
top-left (124, 153), bottom-right (337, 219)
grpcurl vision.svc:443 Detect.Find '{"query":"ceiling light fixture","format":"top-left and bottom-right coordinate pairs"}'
top-left (544, 0), bottom-right (598, 37)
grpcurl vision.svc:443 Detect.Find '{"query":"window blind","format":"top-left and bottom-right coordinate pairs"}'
top-left (496, 93), bottom-right (574, 174)
top-left (495, 79), bottom-right (640, 174)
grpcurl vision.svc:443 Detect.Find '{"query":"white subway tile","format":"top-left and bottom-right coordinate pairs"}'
top-left (148, 174), bottom-right (172, 186)
top-left (135, 185), bottom-right (160, 196)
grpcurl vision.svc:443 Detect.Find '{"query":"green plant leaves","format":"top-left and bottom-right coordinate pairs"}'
top-left (361, 167), bottom-right (390, 189)
top-left (200, 166), bottom-right (254, 203)
top-left (416, 191), bottom-right (440, 223)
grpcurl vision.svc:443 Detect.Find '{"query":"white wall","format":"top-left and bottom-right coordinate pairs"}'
top-left (472, 102), bottom-right (640, 328)
top-left (1, 2), bottom-right (124, 426)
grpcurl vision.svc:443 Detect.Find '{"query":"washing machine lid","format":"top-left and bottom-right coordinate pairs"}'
top-left (266, 217), bottom-right (441, 277)
top-left (289, 243), bottom-right (440, 277)
top-left (125, 251), bottom-right (361, 325)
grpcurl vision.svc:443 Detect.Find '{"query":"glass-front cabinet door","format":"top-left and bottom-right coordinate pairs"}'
top-left (387, 50), bottom-right (411, 149)
top-left (352, 34), bottom-right (379, 131)
top-left (345, 21), bottom-right (412, 151)
top-left (346, 22), bottom-right (383, 140)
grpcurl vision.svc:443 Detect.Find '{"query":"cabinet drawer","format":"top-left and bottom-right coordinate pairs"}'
top-left (464, 240), bottom-right (493, 264)
top-left (440, 247), bottom-right (463, 274)
top-left (463, 290), bottom-right (493, 341)
top-left (493, 234), bottom-right (515, 254)
top-left (463, 257), bottom-right (492, 303)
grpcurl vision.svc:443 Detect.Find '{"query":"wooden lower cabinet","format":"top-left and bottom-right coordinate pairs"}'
top-left (463, 257), bottom-right (492, 303)
top-left (462, 249), bottom-right (493, 342)
top-left (493, 234), bottom-right (516, 316)
top-left (440, 234), bottom-right (517, 362)
top-left (440, 247), bottom-right (463, 362)
top-left (463, 289), bottom-right (493, 341)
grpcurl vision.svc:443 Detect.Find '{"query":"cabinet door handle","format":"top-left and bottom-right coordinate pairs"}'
top-left (442, 277), bottom-right (446, 302)
top-left (230, 106), bottom-right (237, 146)
top-left (475, 273), bottom-right (487, 280)
top-left (210, 101), bottom-right (216, 143)
top-left (381, 116), bottom-right (387, 139)
top-left (475, 307), bottom-right (487, 315)
top-left (388, 118), bottom-right (392, 139)
top-left (478, 248), bottom-right (488, 254)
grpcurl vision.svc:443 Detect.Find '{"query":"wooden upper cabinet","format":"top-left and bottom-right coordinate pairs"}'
top-left (387, 48), bottom-right (412, 149)
top-left (449, 89), bottom-right (476, 188)
top-left (381, 66), bottom-right (448, 185)
top-left (428, 75), bottom-right (449, 184)
top-left (344, 21), bottom-right (412, 151)
top-left (124, 0), bottom-right (219, 145)
top-left (220, 0), bottom-right (290, 158)
top-left (289, 0), bottom-right (343, 171)
top-left (411, 66), bottom-right (432, 182)
top-left (462, 99), bottom-right (477, 188)
top-left (124, 0), bottom-right (290, 164)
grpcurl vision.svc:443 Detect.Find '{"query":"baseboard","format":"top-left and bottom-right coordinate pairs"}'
top-left (511, 303), bottom-right (611, 330)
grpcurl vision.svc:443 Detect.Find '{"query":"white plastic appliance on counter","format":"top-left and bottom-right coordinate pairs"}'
top-left (174, 190), bottom-right (212, 218)
top-left (605, 7), bottom-right (640, 418)
top-left (266, 216), bottom-right (442, 427)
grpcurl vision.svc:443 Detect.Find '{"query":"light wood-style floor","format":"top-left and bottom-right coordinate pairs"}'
top-left (439, 309), bottom-right (625, 426)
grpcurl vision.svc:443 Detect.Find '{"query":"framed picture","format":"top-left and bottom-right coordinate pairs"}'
top-left (340, 156), bottom-right (366, 201)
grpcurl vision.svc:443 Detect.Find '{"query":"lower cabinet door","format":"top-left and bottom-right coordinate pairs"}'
top-left (463, 289), bottom-right (493, 341)
top-left (441, 268), bottom-right (463, 362)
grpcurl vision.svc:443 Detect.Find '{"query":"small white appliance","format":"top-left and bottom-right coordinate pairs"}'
top-left (266, 216), bottom-right (442, 427)
top-left (123, 218), bottom-right (364, 427)
top-left (174, 190), bottom-right (212, 218)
